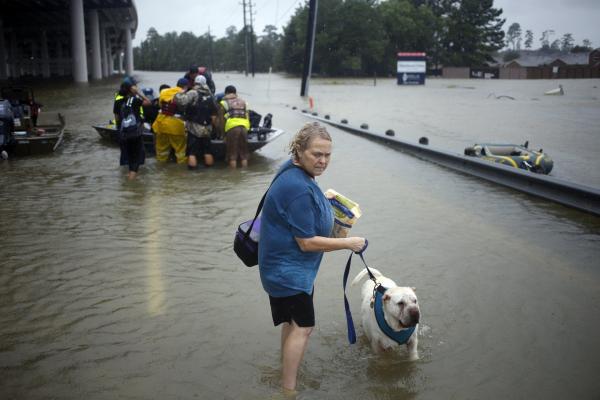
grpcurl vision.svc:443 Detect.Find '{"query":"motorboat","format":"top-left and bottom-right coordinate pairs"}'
top-left (0, 87), bottom-right (66, 158)
top-left (464, 142), bottom-right (553, 174)
top-left (93, 112), bottom-right (284, 160)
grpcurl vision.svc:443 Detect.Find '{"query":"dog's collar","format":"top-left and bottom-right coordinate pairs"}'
top-left (374, 286), bottom-right (416, 345)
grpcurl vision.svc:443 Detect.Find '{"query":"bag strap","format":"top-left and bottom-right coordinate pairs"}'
top-left (242, 163), bottom-right (295, 238)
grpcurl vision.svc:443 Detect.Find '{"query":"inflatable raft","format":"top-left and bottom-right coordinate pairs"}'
top-left (464, 142), bottom-right (553, 174)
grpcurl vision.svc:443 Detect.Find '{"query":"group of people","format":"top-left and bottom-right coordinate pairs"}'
top-left (113, 65), bottom-right (251, 180)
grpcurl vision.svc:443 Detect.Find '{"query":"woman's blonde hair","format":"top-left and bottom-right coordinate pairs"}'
top-left (289, 122), bottom-right (332, 161)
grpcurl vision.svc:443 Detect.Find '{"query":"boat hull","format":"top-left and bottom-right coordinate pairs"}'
top-left (92, 124), bottom-right (284, 160)
top-left (4, 114), bottom-right (65, 156)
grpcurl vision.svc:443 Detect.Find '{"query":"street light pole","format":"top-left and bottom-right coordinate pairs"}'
top-left (300, 0), bottom-right (318, 97)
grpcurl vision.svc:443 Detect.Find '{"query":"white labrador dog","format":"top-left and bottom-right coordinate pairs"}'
top-left (351, 268), bottom-right (420, 359)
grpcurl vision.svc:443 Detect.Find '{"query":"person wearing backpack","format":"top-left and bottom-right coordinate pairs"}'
top-left (174, 75), bottom-right (218, 169)
top-left (113, 77), bottom-right (151, 180)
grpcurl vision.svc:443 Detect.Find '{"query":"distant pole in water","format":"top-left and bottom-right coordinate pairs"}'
top-left (242, 0), bottom-right (249, 77)
top-left (208, 26), bottom-right (214, 70)
top-left (249, 0), bottom-right (256, 77)
top-left (300, 0), bottom-right (318, 97)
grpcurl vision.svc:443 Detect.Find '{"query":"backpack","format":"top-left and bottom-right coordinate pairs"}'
top-left (119, 97), bottom-right (142, 140)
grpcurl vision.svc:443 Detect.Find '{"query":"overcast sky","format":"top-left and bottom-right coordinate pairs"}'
top-left (133, 0), bottom-right (600, 49)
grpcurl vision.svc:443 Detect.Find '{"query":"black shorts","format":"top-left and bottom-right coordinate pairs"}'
top-left (269, 291), bottom-right (315, 327)
top-left (186, 135), bottom-right (212, 157)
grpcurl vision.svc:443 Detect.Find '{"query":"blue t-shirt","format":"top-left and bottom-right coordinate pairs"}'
top-left (258, 159), bottom-right (334, 297)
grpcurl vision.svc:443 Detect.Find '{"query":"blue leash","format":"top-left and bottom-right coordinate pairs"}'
top-left (342, 239), bottom-right (416, 345)
top-left (342, 239), bottom-right (375, 344)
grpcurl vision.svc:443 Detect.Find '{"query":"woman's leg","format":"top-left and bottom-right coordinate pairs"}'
top-left (281, 320), bottom-right (313, 391)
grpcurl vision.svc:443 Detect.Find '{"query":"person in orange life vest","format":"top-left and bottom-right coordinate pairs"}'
top-left (151, 78), bottom-right (188, 163)
top-left (219, 85), bottom-right (250, 168)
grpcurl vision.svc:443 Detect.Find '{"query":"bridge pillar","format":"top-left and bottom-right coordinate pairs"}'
top-left (70, 0), bottom-right (88, 82)
top-left (41, 30), bottom-right (50, 78)
top-left (104, 30), bottom-right (111, 76)
top-left (10, 32), bottom-right (20, 77)
top-left (100, 24), bottom-right (106, 78)
top-left (30, 40), bottom-right (38, 76)
top-left (124, 26), bottom-right (133, 76)
top-left (108, 52), bottom-right (114, 75)
top-left (0, 19), bottom-right (7, 79)
top-left (118, 50), bottom-right (124, 74)
top-left (55, 40), bottom-right (64, 76)
top-left (88, 10), bottom-right (102, 80)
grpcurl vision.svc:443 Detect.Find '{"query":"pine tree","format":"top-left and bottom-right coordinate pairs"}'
top-left (440, 0), bottom-right (506, 66)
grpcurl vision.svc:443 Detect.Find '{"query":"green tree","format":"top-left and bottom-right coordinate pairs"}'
top-left (524, 30), bottom-right (534, 49)
top-left (377, 0), bottom-right (439, 73)
top-left (440, 0), bottom-right (506, 66)
top-left (506, 22), bottom-right (522, 50)
top-left (561, 33), bottom-right (574, 52)
top-left (280, 0), bottom-right (387, 76)
top-left (539, 29), bottom-right (554, 51)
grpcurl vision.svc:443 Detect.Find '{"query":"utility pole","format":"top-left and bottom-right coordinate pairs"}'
top-left (208, 26), bottom-right (214, 70)
top-left (300, 0), bottom-right (318, 97)
top-left (242, 0), bottom-right (249, 76)
top-left (249, 0), bottom-right (256, 77)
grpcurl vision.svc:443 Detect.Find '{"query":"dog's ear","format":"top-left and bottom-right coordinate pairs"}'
top-left (383, 294), bottom-right (391, 302)
top-left (412, 287), bottom-right (417, 292)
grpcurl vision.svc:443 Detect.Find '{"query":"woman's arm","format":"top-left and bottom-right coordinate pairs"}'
top-left (295, 236), bottom-right (365, 253)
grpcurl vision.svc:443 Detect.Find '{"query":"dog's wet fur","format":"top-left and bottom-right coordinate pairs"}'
top-left (351, 268), bottom-right (420, 360)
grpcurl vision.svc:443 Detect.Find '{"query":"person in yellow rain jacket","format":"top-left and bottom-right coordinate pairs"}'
top-left (151, 78), bottom-right (188, 163)
top-left (219, 85), bottom-right (250, 168)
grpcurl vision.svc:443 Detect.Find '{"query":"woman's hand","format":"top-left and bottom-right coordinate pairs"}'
top-left (346, 237), bottom-right (366, 253)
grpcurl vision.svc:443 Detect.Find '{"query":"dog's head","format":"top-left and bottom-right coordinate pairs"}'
top-left (382, 287), bottom-right (420, 330)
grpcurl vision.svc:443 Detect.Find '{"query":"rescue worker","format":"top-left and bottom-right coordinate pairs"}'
top-left (113, 77), bottom-right (151, 180)
top-left (197, 66), bottom-right (216, 94)
top-left (151, 78), bottom-right (188, 164)
top-left (183, 65), bottom-right (199, 89)
top-left (141, 88), bottom-right (159, 125)
top-left (184, 65), bottom-right (216, 94)
top-left (113, 77), bottom-right (147, 126)
top-left (174, 75), bottom-right (219, 169)
top-left (219, 85), bottom-right (250, 168)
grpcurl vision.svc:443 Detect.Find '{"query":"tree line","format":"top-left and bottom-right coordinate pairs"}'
top-left (134, 0), bottom-right (593, 76)
top-left (505, 23), bottom-right (593, 53)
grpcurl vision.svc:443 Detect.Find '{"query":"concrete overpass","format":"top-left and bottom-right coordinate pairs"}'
top-left (0, 0), bottom-right (138, 82)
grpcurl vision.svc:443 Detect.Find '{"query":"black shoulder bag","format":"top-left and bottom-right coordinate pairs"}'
top-left (234, 164), bottom-right (293, 267)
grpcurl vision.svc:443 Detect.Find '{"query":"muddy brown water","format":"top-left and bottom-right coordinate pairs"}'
top-left (1, 72), bottom-right (599, 399)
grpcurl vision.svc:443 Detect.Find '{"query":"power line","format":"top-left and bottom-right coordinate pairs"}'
top-left (278, 0), bottom-right (302, 24)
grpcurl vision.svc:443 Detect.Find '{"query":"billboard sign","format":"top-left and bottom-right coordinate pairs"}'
top-left (397, 52), bottom-right (426, 85)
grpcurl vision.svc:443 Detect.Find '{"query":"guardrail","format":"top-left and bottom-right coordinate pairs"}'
top-left (304, 113), bottom-right (600, 216)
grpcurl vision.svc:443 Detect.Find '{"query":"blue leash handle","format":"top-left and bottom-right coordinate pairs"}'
top-left (342, 239), bottom-right (371, 344)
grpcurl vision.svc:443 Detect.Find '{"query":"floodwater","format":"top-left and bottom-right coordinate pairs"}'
top-left (1, 71), bottom-right (599, 400)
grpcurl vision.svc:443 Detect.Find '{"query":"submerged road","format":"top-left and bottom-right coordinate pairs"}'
top-left (1, 72), bottom-right (599, 399)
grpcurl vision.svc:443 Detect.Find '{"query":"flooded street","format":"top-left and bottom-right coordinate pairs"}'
top-left (1, 71), bottom-right (599, 399)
